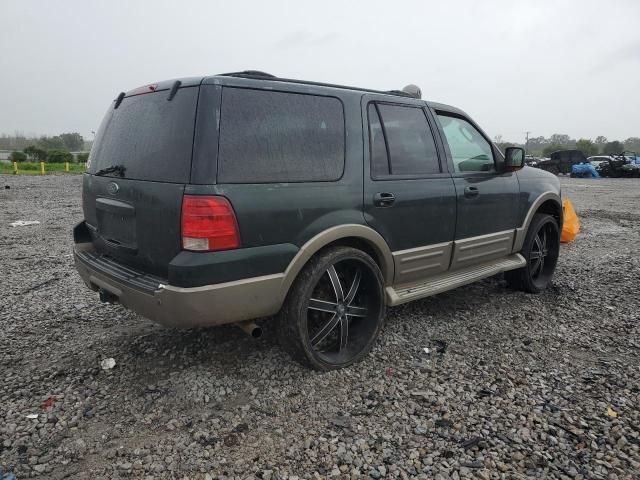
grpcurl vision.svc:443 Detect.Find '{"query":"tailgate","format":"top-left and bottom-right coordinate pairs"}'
top-left (83, 84), bottom-right (199, 276)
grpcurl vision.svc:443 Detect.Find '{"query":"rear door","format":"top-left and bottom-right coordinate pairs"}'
top-left (432, 110), bottom-right (520, 270)
top-left (83, 84), bottom-right (200, 277)
top-left (362, 95), bottom-right (456, 285)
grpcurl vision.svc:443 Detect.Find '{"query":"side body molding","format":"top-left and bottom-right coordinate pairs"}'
top-left (512, 191), bottom-right (562, 252)
top-left (278, 224), bottom-right (395, 302)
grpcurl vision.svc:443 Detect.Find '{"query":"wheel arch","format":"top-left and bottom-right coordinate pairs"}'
top-left (278, 224), bottom-right (394, 303)
top-left (513, 192), bottom-right (562, 252)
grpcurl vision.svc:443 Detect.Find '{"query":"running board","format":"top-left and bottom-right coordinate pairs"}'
top-left (386, 254), bottom-right (526, 306)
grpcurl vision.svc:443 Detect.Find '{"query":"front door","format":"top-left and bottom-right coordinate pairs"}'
top-left (432, 110), bottom-right (520, 270)
top-left (362, 95), bottom-right (457, 285)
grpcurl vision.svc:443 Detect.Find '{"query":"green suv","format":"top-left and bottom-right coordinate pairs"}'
top-left (74, 71), bottom-right (562, 370)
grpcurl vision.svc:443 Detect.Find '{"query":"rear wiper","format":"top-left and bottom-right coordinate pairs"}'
top-left (94, 165), bottom-right (126, 177)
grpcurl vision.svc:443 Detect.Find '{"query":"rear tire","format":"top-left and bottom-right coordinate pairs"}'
top-left (278, 247), bottom-right (386, 370)
top-left (506, 213), bottom-right (560, 293)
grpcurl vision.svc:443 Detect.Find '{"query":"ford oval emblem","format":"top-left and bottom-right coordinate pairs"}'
top-left (107, 181), bottom-right (119, 195)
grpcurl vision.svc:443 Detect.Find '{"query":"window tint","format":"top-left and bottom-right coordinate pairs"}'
top-left (437, 114), bottom-right (495, 173)
top-left (368, 103), bottom-right (440, 177)
top-left (368, 104), bottom-right (389, 177)
top-left (218, 88), bottom-right (344, 183)
top-left (89, 87), bottom-right (198, 183)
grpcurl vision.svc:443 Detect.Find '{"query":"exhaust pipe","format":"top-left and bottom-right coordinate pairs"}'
top-left (237, 320), bottom-right (262, 339)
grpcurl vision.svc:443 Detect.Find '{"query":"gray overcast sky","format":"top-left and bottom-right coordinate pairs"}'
top-left (1, 0), bottom-right (639, 143)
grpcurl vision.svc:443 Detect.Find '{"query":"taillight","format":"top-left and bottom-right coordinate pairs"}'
top-left (181, 195), bottom-right (240, 251)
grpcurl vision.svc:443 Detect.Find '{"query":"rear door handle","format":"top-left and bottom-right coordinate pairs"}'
top-left (373, 192), bottom-right (396, 207)
top-left (464, 186), bottom-right (479, 198)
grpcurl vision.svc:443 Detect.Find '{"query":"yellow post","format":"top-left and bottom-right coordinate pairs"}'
top-left (65, 162), bottom-right (69, 172)
top-left (13, 161), bottom-right (18, 174)
top-left (40, 162), bottom-right (45, 175)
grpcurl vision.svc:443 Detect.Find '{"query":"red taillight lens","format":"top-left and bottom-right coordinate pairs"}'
top-left (181, 195), bottom-right (240, 251)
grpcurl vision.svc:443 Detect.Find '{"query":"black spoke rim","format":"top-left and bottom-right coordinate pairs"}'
top-left (306, 258), bottom-right (381, 364)
top-left (529, 221), bottom-right (558, 287)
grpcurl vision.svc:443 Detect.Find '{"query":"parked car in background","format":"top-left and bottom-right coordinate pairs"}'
top-left (73, 71), bottom-right (563, 370)
top-left (587, 155), bottom-right (614, 168)
top-left (595, 152), bottom-right (640, 177)
top-left (534, 150), bottom-right (588, 175)
top-left (524, 155), bottom-right (540, 167)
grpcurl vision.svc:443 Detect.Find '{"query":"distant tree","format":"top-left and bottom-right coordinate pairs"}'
top-left (575, 138), bottom-right (597, 157)
top-left (623, 137), bottom-right (640, 153)
top-left (543, 144), bottom-right (564, 157)
top-left (46, 149), bottom-right (73, 163)
top-left (37, 136), bottom-right (66, 150)
top-left (603, 141), bottom-right (624, 155)
top-left (594, 136), bottom-right (608, 153)
top-left (9, 151), bottom-right (27, 162)
top-left (23, 145), bottom-right (48, 162)
top-left (59, 132), bottom-right (84, 151)
top-left (549, 134), bottom-right (572, 146)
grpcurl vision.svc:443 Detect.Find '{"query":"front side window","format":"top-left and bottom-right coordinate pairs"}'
top-left (218, 88), bottom-right (345, 183)
top-left (368, 103), bottom-right (440, 177)
top-left (437, 114), bottom-right (495, 173)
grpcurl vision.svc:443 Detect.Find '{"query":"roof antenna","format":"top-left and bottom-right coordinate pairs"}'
top-left (402, 84), bottom-right (422, 99)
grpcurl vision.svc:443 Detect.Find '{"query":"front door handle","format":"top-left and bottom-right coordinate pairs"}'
top-left (373, 192), bottom-right (396, 207)
top-left (464, 186), bottom-right (479, 198)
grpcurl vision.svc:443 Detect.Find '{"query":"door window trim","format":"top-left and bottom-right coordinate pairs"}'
top-left (366, 100), bottom-right (448, 181)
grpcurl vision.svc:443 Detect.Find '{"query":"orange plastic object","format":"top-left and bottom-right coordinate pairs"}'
top-left (560, 199), bottom-right (580, 243)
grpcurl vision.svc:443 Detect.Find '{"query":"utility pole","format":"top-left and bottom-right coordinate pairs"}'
top-left (524, 131), bottom-right (531, 154)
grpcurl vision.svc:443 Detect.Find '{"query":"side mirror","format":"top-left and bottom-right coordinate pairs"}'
top-left (504, 147), bottom-right (525, 171)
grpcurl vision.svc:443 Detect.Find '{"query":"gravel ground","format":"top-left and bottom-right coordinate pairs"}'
top-left (1, 174), bottom-right (639, 480)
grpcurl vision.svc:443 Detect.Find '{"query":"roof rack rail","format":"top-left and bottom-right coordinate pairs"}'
top-left (386, 89), bottom-right (414, 98)
top-left (220, 70), bottom-right (276, 79)
top-left (215, 71), bottom-right (423, 100)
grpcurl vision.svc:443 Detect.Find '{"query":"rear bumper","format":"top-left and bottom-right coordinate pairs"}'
top-left (74, 243), bottom-right (284, 328)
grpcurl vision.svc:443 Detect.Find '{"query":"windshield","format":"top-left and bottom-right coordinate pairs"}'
top-left (88, 87), bottom-right (198, 183)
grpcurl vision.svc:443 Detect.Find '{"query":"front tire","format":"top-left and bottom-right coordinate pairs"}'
top-left (506, 213), bottom-right (560, 293)
top-left (278, 247), bottom-right (386, 370)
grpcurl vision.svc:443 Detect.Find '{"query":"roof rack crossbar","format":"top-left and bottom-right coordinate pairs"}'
top-left (167, 80), bottom-right (182, 101)
top-left (114, 92), bottom-right (125, 109)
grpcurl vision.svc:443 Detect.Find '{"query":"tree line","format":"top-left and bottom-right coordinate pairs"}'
top-left (1, 132), bottom-right (90, 163)
top-left (494, 134), bottom-right (639, 158)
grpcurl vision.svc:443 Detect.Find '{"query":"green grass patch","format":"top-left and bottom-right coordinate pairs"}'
top-left (0, 162), bottom-right (86, 175)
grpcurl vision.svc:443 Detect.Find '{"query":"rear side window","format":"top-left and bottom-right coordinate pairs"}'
top-left (218, 88), bottom-right (345, 183)
top-left (89, 87), bottom-right (198, 183)
top-left (368, 103), bottom-right (440, 177)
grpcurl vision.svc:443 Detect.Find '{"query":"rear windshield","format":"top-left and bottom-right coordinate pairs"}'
top-left (88, 87), bottom-right (198, 183)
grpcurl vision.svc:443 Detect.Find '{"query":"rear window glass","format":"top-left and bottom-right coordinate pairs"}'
top-left (88, 87), bottom-right (198, 183)
top-left (368, 103), bottom-right (440, 177)
top-left (218, 88), bottom-right (345, 183)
